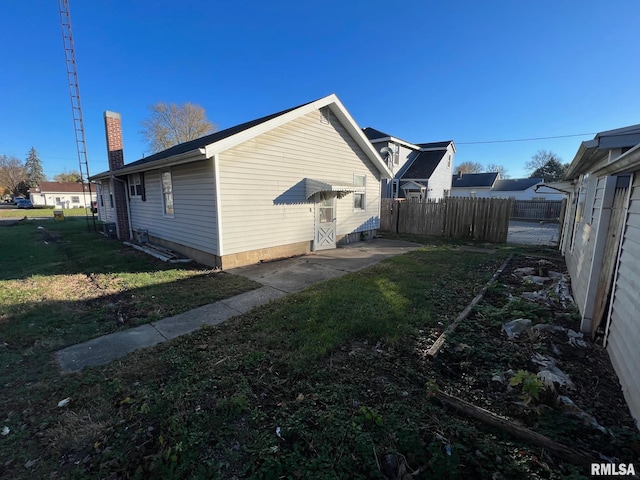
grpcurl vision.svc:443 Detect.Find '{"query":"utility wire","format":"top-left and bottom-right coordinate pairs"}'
top-left (457, 132), bottom-right (596, 145)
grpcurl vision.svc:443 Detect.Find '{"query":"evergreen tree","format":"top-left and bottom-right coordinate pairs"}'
top-left (530, 158), bottom-right (569, 182)
top-left (25, 147), bottom-right (46, 186)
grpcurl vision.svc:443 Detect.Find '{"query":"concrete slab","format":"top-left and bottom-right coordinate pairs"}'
top-left (152, 302), bottom-right (239, 339)
top-left (56, 324), bottom-right (166, 373)
top-left (230, 238), bottom-right (424, 290)
top-left (218, 286), bottom-right (288, 313)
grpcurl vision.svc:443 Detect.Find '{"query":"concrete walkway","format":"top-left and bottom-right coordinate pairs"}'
top-left (55, 238), bottom-right (422, 373)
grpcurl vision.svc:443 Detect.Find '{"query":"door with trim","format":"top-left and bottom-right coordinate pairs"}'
top-left (315, 192), bottom-right (336, 250)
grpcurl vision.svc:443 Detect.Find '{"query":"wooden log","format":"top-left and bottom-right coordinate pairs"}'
top-left (432, 390), bottom-right (594, 468)
top-left (426, 254), bottom-right (514, 358)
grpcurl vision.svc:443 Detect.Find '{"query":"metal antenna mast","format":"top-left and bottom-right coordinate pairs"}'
top-left (58, 0), bottom-right (96, 230)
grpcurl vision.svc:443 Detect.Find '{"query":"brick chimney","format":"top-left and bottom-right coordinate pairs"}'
top-left (103, 111), bottom-right (131, 240)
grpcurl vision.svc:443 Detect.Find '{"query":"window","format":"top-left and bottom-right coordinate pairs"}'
top-left (443, 189), bottom-right (450, 198)
top-left (71, 196), bottom-right (80, 203)
top-left (129, 173), bottom-right (144, 197)
top-left (100, 195), bottom-right (104, 207)
top-left (162, 170), bottom-right (174, 216)
top-left (353, 174), bottom-right (366, 210)
top-left (447, 154), bottom-right (451, 168)
top-left (109, 194), bottom-right (114, 208)
top-left (55, 197), bottom-right (61, 203)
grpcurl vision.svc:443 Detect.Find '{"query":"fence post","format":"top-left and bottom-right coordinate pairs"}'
top-left (395, 200), bottom-right (401, 234)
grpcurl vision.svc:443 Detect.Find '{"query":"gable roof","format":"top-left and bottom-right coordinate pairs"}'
top-left (491, 178), bottom-right (542, 192)
top-left (91, 95), bottom-right (392, 180)
top-left (30, 181), bottom-right (92, 193)
top-left (451, 172), bottom-right (499, 188)
top-left (362, 127), bottom-right (420, 150)
top-left (362, 127), bottom-right (392, 141)
top-left (401, 150), bottom-right (448, 179)
top-left (417, 141), bottom-right (454, 150)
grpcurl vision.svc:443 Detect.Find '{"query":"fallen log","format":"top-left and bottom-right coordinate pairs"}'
top-left (427, 254), bottom-right (514, 358)
top-left (432, 390), bottom-right (594, 468)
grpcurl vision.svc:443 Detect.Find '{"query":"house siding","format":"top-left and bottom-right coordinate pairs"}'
top-left (424, 146), bottom-right (454, 200)
top-left (218, 110), bottom-right (381, 255)
top-left (128, 159), bottom-right (219, 256)
top-left (97, 181), bottom-right (117, 224)
top-left (607, 173), bottom-right (640, 424)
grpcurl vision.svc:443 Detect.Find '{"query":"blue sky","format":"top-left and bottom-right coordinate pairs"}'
top-left (2, 1), bottom-right (639, 180)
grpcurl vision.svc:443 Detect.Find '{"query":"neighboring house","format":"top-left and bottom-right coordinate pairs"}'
top-left (450, 172), bottom-right (500, 197)
top-left (559, 123), bottom-right (640, 425)
top-left (29, 181), bottom-right (96, 208)
top-left (90, 94), bottom-right (392, 269)
top-left (488, 178), bottom-right (565, 200)
top-left (362, 128), bottom-right (455, 201)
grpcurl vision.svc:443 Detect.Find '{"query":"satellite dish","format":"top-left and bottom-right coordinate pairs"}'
top-left (380, 147), bottom-right (394, 158)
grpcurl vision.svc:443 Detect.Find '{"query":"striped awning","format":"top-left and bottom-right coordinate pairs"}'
top-left (304, 178), bottom-right (365, 199)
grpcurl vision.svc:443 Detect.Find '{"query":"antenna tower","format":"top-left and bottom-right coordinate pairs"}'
top-left (58, 0), bottom-right (96, 231)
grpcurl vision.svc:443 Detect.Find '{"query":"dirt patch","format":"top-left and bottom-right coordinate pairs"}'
top-left (433, 252), bottom-right (640, 467)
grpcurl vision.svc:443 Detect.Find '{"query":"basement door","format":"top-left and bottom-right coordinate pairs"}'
top-left (314, 192), bottom-right (336, 250)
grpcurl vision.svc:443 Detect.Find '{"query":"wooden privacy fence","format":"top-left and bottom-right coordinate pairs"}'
top-left (380, 197), bottom-right (512, 243)
top-left (510, 200), bottom-right (563, 221)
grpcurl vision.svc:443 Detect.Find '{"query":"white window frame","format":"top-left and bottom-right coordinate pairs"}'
top-left (162, 170), bottom-right (174, 217)
top-left (71, 196), bottom-right (80, 203)
top-left (353, 174), bottom-right (366, 211)
top-left (129, 173), bottom-right (143, 197)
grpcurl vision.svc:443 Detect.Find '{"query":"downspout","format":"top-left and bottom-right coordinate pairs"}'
top-left (213, 154), bottom-right (224, 264)
top-left (112, 175), bottom-right (133, 240)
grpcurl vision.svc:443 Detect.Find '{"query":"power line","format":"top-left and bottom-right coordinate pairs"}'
top-left (457, 132), bottom-right (596, 145)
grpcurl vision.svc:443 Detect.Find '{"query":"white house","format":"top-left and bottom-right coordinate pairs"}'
top-left (450, 172), bottom-right (500, 197)
top-left (362, 128), bottom-right (454, 201)
top-left (488, 178), bottom-right (565, 200)
top-left (29, 181), bottom-right (96, 208)
top-left (90, 94), bottom-right (392, 269)
top-left (559, 123), bottom-right (640, 425)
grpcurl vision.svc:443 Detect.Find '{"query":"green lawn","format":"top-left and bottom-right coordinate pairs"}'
top-left (1, 224), bottom-right (632, 479)
top-left (0, 206), bottom-right (94, 218)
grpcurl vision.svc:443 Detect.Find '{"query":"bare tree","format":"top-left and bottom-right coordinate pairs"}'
top-left (526, 150), bottom-right (562, 173)
top-left (0, 155), bottom-right (28, 197)
top-left (485, 163), bottom-right (509, 178)
top-left (455, 161), bottom-right (483, 174)
top-left (141, 102), bottom-right (217, 153)
top-left (53, 170), bottom-right (83, 182)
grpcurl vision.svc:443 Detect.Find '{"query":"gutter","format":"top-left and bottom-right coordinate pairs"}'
top-left (90, 149), bottom-right (207, 181)
top-left (592, 143), bottom-right (640, 177)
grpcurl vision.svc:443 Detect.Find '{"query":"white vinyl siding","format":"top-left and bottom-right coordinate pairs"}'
top-left (97, 181), bottom-right (117, 223)
top-left (218, 110), bottom-right (382, 255)
top-left (128, 159), bottom-right (219, 255)
top-left (606, 173), bottom-right (640, 424)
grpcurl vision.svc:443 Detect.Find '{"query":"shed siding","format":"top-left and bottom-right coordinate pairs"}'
top-left (607, 173), bottom-right (640, 423)
top-left (128, 159), bottom-right (219, 255)
top-left (218, 110), bottom-right (381, 255)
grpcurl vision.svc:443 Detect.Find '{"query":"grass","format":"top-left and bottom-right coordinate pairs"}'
top-left (0, 216), bottom-right (260, 385)
top-left (2, 225), bottom-right (623, 479)
top-left (0, 206), bottom-right (92, 218)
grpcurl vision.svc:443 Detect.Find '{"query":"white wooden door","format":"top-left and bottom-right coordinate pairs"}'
top-left (315, 193), bottom-right (336, 250)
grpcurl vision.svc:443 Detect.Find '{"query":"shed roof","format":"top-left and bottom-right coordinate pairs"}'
top-left (565, 123), bottom-right (640, 179)
top-left (491, 178), bottom-right (542, 192)
top-left (451, 172), bottom-right (499, 188)
top-left (91, 95), bottom-right (392, 180)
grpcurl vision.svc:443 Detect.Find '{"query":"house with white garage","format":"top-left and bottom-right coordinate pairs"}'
top-left (29, 181), bottom-right (96, 208)
top-left (488, 178), bottom-right (565, 200)
top-left (559, 123), bottom-right (640, 425)
top-left (363, 128), bottom-right (454, 201)
top-left (90, 94), bottom-right (392, 269)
